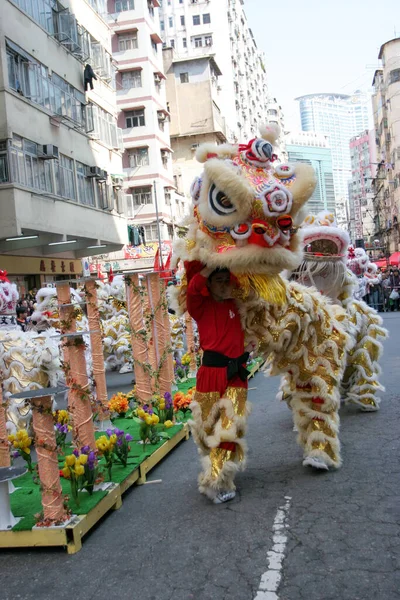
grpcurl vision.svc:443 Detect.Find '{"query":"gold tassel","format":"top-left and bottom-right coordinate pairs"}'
top-left (235, 273), bottom-right (287, 306)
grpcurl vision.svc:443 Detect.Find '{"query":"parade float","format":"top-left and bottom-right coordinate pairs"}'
top-left (0, 270), bottom-right (195, 553)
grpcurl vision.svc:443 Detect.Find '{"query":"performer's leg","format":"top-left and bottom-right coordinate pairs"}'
top-left (291, 392), bottom-right (341, 470)
top-left (189, 386), bottom-right (248, 501)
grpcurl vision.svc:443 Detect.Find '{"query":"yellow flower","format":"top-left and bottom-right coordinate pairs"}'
top-left (13, 441), bottom-right (19, 448)
top-left (65, 454), bottom-right (76, 466)
top-left (109, 434), bottom-right (117, 445)
top-left (74, 464), bottom-right (85, 476)
top-left (137, 408), bottom-right (146, 418)
top-left (16, 429), bottom-right (29, 441)
top-left (61, 466), bottom-right (70, 479)
top-left (78, 454), bottom-right (88, 465)
top-left (151, 414), bottom-right (159, 425)
top-left (23, 447), bottom-right (31, 454)
top-left (159, 403), bottom-right (165, 410)
top-left (145, 415), bottom-right (153, 426)
top-left (164, 420), bottom-right (173, 428)
top-left (57, 410), bottom-right (69, 424)
top-left (8, 434), bottom-right (15, 443)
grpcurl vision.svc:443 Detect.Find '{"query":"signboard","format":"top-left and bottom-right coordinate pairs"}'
top-left (0, 255), bottom-right (82, 275)
top-left (123, 241), bottom-right (172, 260)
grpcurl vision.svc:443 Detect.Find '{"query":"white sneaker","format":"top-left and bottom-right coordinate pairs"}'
top-left (302, 456), bottom-right (329, 471)
top-left (213, 490), bottom-right (236, 504)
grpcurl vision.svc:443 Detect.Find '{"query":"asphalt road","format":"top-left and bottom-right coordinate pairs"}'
top-left (1, 313), bottom-right (399, 600)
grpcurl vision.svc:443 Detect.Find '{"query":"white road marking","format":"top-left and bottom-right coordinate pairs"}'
top-left (254, 495), bottom-right (292, 600)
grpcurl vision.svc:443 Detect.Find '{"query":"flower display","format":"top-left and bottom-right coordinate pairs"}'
top-left (53, 410), bottom-right (72, 450)
top-left (8, 429), bottom-right (34, 473)
top-left (108, 392), bottom-right (130, 417)
top-left (109, 428), bottom-right (133, 468)
top-left (61, 447), bottom-right (99, 505)
top-left (181, 353), bottom-right (191, 367)
top-left (54, 409), bottom-right (69, 425)
top-left (164, 420), bottom-right (173, 429)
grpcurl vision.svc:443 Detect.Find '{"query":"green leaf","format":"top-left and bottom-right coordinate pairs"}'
top-left (158, 432), bottom-right (170, 439)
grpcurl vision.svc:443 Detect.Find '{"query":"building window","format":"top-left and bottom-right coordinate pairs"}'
top-left (193, 15), bottom-right (200, 25)
top-left (203, 13), bottom-right (211, 24)
top-left (183, 37), bottom-right (187, 48)
top-left (97, 181), bottom-right (110, 209)
top-left (205, 35), bottom-right (213, 46)
top-left (121, 69), bottom-right (142, 89)
top-left (144, 223), bottom-right (159, 241)
top-left (118, 32), bottom-right (138, 51)
top-left (125, 109), bottom-right (145, 128)
top-left (167, 224), bottom-right (174, 238)
top-left (0, 142), bottom-right (8, 183)
top-left (180, 72), bottom-right (189, 83)
top-left (133, 186), bottom-right (152, 205)
top-left (160, 20), bottom-right (165, 31)
top-left (165, 189), bottom-right (171, 205)
top-left (194, 37), bottom-right (202, 48)
top-left (76, 162), bottom-right (95, 206)
top-left (115, 0), bottom-right (135, 11)
top-left (129, 147), bottom-right (149, 167)
top-left (389, 69), bottom-right (400, 85)
top-left (170, 39), bottom-right (175, 48)
top-left (6, 42), bottom-right (86, 129)
top-left (169, 17), bottom-right (173, 27)
top-left (180, 15), bottom-right (185, 26)
top-left (8, 135), bottom-right (53, 193)
top-left (86, 103), bottom-right (119, 148)
top-left (161, 150), bottom-right (169, 167)
top-left (54, 154), bottom-right (76, 200)
top-left (151, 38), bottom-right (158, 53)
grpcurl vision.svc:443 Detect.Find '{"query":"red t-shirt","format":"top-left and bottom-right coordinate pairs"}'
top-left (187, 272), bottom-right (246, 394)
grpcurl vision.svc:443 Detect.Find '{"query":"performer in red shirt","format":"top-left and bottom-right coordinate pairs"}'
top-left (187, 263), bottom-right (254, 504)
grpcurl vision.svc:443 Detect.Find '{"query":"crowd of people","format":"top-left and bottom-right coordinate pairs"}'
top-left (365, 267), bottom-right (400, 311)
top-left (16, 289), bottom-right (37, 332)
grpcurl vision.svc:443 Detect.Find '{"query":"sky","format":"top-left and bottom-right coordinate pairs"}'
top-left (245, 0), bottom-right (399, 130)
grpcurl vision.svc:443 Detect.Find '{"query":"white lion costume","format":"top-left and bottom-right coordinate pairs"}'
top-left (291, 211), bottom-right (388, 411)
top-left (0, 271), bottom-right (60, 433)
top-left (171, 124), bottom-right (352, 500)
top-left (97, 275), bottom-right (132, 373)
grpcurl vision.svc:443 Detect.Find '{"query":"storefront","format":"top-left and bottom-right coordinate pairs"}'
top-left (0, 255), bottom-right (82, 297)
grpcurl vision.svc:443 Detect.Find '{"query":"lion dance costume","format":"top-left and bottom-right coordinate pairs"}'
top-left (290, 211), bottom-right (388, 412)
top-left (171, 124), bottom-right (352, 497)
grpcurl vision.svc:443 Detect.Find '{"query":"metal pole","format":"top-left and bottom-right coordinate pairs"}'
top-left (153, 179), bottom-right (164, 270)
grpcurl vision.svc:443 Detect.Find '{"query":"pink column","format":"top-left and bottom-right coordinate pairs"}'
top-left (31, 396), bottom-right (66, 522)
top-left (146, 273), bottom-right (171, 397)
top-left (84, 279), bottom-right (110, 424)
top-left (57, 282), bottom-right (95, 449)
top-left (0, 382), bottom-right (10, 468)
top-left (126, 274), bottom-right (152, 403)
top-left (144, 274), bottom-right (158, 391)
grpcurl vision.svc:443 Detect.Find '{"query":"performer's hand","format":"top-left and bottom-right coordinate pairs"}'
top-left (245, 341), bottom-right (257, 354)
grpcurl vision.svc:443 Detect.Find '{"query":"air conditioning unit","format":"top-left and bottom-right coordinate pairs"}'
top-left (158, 112), bottom-right (167, 121)
top-left (100, 169), bottom-right (108, 180)
top-left (38, 144), bottom-right (59, 160)
top-left (154, 73), bottom-right (162, 84)
top-left (191, 143), bottom-right (200, 150)
top-left (161, 150), bottom-right (169, 158)
top-left (87, 166), bottom-right (103, 178)
top-left (112, 175), bottom-right (124, 188)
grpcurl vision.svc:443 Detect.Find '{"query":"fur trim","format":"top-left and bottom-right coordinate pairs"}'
top-left (196, 143), bottom-right (238, 163)
top-left (259, 123), bottom-right (280, 144)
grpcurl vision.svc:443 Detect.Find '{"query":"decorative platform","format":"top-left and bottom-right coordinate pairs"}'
top-left (0, 423), bottom-right (189, 554)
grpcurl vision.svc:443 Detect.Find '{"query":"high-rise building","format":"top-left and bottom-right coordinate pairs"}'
top-left (286, 131), bottom-right (335, 215)
top-left (371, 38), bottom-right (400, 254)
top-left (159, 0), bottom-right (283, 209)
top-left (106, 0), bottom-right (185, 272)
top-left (158, 0), bottom-right (271, 144)
top-left (0, 0), bottom-right (127, 292)
top-left (296, 92), bottom-right (370, 229)
top-left (349, 130), bottom-right (377, 245)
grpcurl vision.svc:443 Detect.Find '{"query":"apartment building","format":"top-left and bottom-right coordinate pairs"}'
top-left (349, 130), bottom-right (376, 245)
top-left (0, 0), bottom-right (127, 292)
top-left (371, 38), bottom-right (400, 254)
top-left (106, 0), bottom-right (186, 272)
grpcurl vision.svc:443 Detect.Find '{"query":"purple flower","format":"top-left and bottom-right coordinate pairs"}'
top-left (81, 445), bottom-right (90, 454)
top-left (116, 439), bottom-right (123, 447)
top-left (114, 428), bottom-right (124, 437)
top-left (73, 449), bottom-right (80, 457)
top-left (125, 433), bottom-right (133, 442)
top-left (106, 428), bottom-right (114, 437)
top-left (62, 424), bottom-right (69, 434)
top-left (12, 451), bottom-right (20, 459)
top-left (88, 451), bottom-right (96, 462)
top-left (164, 392), bottom-right (172, 403)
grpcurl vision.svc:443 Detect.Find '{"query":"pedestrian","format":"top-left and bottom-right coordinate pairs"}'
top-left (16, 306), bottom-right (28, 331)
top-left (381, 272), bottom-right (392, 312)
top-left (389, 268), bottom-right (400, 311)
top-left (186, 263), bottom-right (255, 504)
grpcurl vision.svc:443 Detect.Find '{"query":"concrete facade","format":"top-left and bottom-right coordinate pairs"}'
top-left (349, 129), bottom-right (376, 245)
top-left (371, 38), bottom-right (400, 254)
top-left (286, 131), bottom-right (335, 216)
top-left (0, 0), bottom-right (127, 288)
